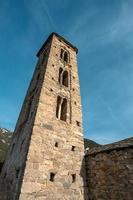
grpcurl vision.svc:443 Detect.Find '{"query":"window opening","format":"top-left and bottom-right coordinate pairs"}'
top-left (71, 146), bottom-right (75, 151)
top-left (56, 96), bottom-right (62, 119)
top-left (72, 174), bottom-right (76, 183)
top-left (60, 49), bottom-right (64, 59)
top-left (76, 121), bottom-right (80, 127)
top-left (56, 96), bottom-right (67, 122)
top-left (62, 71), bottom-right (68, 87)
top-left (55, 142), bottom-right (58, 147)
top-left (60, 98), bottom-right (67, 121)
top-left (58, 68), bottom-right (63, 84)
top-left (50, 173), bottom-right (55, 182)
top-left (64, 51), bottom-right (68, 62)
top-left (60, 49), bottom-right (69, 63)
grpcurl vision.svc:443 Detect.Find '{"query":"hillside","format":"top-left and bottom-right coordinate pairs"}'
top-left (84, 138), bottom-right (101, 148)
top-left (0, 128), bottom-right (12, 163)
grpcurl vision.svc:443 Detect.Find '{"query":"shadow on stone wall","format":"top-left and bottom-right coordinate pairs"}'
top-left (0, 47), bottom-right (50, 199)
top-left (80, 156), bottom-right (89, 200)
top-left (14, 59), bottom-right (49, 200)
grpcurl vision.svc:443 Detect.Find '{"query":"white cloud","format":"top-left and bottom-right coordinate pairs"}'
top-left (65, 0), bottom-right (133, 50)
top-left (97, 1), bottom-right (133, 46)
top-left (23, 0), bottom-right (56, 33)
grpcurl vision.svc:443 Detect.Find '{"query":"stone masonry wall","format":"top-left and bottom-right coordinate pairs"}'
top-left (85, 137), bottom-right (133, 200)
top-left (0, 33), bottom-right (86, 200)
top-left (0, 38), bottom-right (51, 200)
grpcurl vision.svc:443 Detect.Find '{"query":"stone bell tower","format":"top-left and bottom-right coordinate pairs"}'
top-left (0, 33), bottom-right (86, 199)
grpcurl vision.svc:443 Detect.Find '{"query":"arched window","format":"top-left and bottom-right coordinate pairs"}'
top-left (60, 49), bottom-right (69, 63)
top-left (64, 51), bottom-right (68, 62)
top-left (56, 96), bottom-right (67, 122)
top-left (58, 67), bottom-right (63, 84)
top-left (62, 71), bottom-right (69, 87)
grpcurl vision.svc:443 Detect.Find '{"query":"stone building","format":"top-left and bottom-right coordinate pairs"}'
top-left (85, 137), bottom-right (133, 200)
top-left (0, 33), bottom-right (87, 200)
top-left (0, 32), bottom-right (133, 200)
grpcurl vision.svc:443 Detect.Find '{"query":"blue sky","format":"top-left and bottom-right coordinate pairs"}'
top-left (0, 0), bottom-right (133, 144)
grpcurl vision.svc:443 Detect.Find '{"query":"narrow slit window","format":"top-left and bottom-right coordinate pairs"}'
top-left (71, 146), bottom-right (76, 151)
top-left (50, 173), bottom-right (55, 182)
top-left (72, 174), bottom-right (76, 183)
top-left (76, 121), bottom-right (80, 127)
top-left (55, 142), bottom-right (58, 147)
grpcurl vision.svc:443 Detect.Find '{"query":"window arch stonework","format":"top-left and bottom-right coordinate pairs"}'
top-left (56, 95), bottom-right (70, 122)
top-left (60, 48), bottom-right (70, 64)
top-left (58, 68), bottom-right (69, 88)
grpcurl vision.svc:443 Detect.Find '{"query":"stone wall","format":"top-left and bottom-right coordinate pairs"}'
top-left (85, 137), bottom-right (133, 200)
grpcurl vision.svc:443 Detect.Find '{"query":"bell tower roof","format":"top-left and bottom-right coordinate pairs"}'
top-left (36, 32), bottom-right (78, 57)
